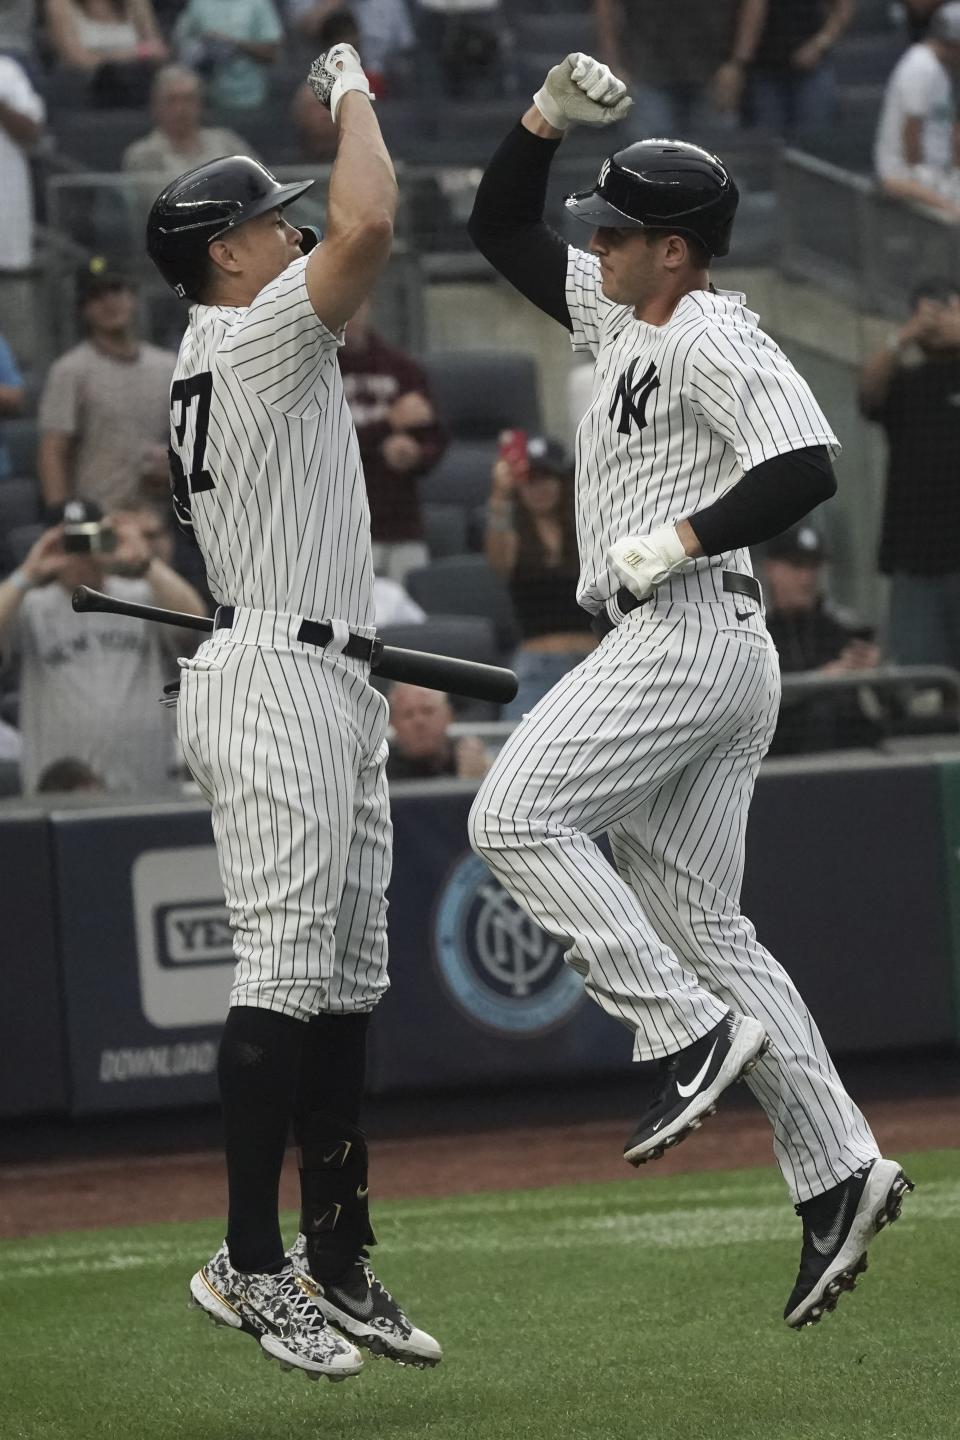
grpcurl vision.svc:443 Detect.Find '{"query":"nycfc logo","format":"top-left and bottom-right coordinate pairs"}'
top-left (434, 854), bottom-right (583, 1035)
top-left (609, 357), bottom-right (660, 437)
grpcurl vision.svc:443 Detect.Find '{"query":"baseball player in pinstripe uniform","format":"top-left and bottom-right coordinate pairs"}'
top-left (145, 44), bottom-right (440, 1379)
top-left (468, 53), bottom-right (912, 1328)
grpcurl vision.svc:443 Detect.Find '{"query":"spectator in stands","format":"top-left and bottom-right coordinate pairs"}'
top-left (338, 297), bottom-right (447, 583)
top-left (0, 331), bottom-right (26, 482)
top-left (174, 0), bottom-right (282, 112)
top-left (0, 55), bottom-right (44, 275)
top-left (36, 757), bottom-right (105, 791)
top-left (0, 501), bottom-right (207, 793)
top-left (763, 525), bottom-right (884, 754)
top-left (593, 0), bottom-right (764, 135)
top-left (122, 65), bottom-right (256, 186)
top-left (859, 278), bottom-right (960, 671)
top-left (875, 2), bottom-right (960, 218)
top-left (37, 261), bottom-right (175, 517)
top-left (413, 0), bottom-right (507, 100)
top-left (0, 0), bottom-right (38, 71)
top-left (290, 6), bottom-right (359, 162)
top-left (45, 0), bottom-right (168, 105)
top-left (904, 0), bottom-right (946, 42)
top-left (386, 681), bottom-right (491, 780)
top-left (374, 574), bottom-right (425, 625)
top-left (746, 0), bottom-right (854, 138)
top-left (287, 0), bottom-right (413, 96)
top-left (484, 433), bottom-right (595, 722)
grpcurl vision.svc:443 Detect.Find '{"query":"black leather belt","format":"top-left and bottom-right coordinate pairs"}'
top-left (214, 606), bottom-right (382, 664)
top-left (592, 572), bottom-right (762, 638)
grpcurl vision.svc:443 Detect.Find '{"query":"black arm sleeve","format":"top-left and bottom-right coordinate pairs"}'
top-left (467, 122), bottom-right (572, 330)
top-left (688, 445), bottom-right (837, 556)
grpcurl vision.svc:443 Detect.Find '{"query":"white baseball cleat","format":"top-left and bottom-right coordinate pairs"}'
top-left (289, 1235), bottom-right (443, 1368)
top-left (189, 1242), bottom-right (364, 1381)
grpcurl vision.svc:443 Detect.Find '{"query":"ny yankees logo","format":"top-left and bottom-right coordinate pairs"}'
top-left (609, 358), bottom-right (660, 437)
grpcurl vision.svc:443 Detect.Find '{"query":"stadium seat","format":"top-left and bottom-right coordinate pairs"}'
top-left (3, 418), bottom-right (38, 477)
top-left (833, 32), bottom-right (905, 85)
top-left (421, 502), bottom-right (469, 559)
top-left (406, 555), bottom-right (518, 655)
top-left (419, 440), bottom-right (499, 509)
top-left (511, 12), bottom-right (595, 58)
top-left (376, 614), bottom-right (500, 717)
top-left (422, 351), bottom-right (542, 440)
top-left (48, 108), bottom-right (150, 172)
top-left (0, 478), bottom-right (41, 534)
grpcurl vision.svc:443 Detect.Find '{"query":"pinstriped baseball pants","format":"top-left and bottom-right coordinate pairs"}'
top-left (469, 596), bottom-right (879, 1202)
top-left (177, 628), bottom-right (392, 1020)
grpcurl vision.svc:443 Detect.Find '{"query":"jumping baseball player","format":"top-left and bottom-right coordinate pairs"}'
top-left (467, 53), bottom-right (912, 1329)
top-left (145, 45), bottom-right (440, 1380)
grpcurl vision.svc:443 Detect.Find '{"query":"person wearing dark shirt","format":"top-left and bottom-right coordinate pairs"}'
top-left (385, 682), bottom-right (491, 780)
top-left (764, 525), bottom-right (884, 754)
top-left (748, 0), bottom-right (854, 137)
top-left (484, 433), bottom-right (595, 721)
top-left (859, 279), bottom-right (960, 672)
top-left (593, 0), bottom-right (765, 135)
top-left (338, 298), bottom-right (447, 582)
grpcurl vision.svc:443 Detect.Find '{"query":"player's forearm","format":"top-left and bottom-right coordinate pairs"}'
top-left (468, 121), bottom-right (571, 328)
top-left (145, 557), bottom-right (208, 618)
top-left (327, 93), bottom-right (397, 239)
top-left (685, 445), bottom-right (837, 556)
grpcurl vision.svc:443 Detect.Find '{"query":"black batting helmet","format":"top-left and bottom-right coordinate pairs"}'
top-left (146, 155), bottom-right (315, 300)
top-left (565, 140), bottom-right (739, 258)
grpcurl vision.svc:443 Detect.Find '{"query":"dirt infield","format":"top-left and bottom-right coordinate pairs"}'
top-left (2, 1090), bottom-right (958, 1239)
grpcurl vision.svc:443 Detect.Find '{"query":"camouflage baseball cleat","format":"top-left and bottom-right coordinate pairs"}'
top-left (189, 1242), bottom-right (364, 1381)
top-left (289, 1235), bottom-right (443, 1368)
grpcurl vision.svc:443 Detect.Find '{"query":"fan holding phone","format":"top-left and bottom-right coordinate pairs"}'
top-left (485, 430), bottom-right (596, 720)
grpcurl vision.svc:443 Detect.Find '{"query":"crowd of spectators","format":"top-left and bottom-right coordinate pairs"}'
top-left (4, 0), bottom-right (960, 799)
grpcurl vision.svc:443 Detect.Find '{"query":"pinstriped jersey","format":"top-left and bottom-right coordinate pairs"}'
top-left (169, 255), bottom-right (374, 630)
top-left (565, 248), bottom-right (840, 613)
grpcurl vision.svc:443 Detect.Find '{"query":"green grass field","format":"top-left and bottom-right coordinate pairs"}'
top-left (3, 1149), bottom-right (959, 1440)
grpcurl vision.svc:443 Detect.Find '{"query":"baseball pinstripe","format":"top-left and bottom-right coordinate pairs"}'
top-left (169, 255), bottom-right (388, 1020)
top-left (469, 245), bottom-right (881, 1206)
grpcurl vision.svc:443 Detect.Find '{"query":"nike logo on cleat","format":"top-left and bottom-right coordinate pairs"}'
top-left (675, 1040), bottom-right (718, 1098)
top-left (809, 1189), bottom-right (857, 1255)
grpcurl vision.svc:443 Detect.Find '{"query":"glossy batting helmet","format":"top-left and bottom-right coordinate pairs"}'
top-left (565, 140), bottom-right (739, 258)
top-left (146, 155), bottom-right (315, 300)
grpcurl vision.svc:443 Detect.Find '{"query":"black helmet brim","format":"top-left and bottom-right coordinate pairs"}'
top-left (207, 177), bottom-right (315, 241)
top-left (564, 188), bottom-right (648, 230)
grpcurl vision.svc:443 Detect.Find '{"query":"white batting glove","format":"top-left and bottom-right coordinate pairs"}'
top-left (608, 526), bottom-right (694, 602)
top-left (308, 44), bottom-right (373, 124)
top-left (533, 52), bottom-right (632, 132)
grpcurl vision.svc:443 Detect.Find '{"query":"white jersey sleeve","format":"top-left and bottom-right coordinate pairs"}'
top-left (565, 246), bottom-right (630, 356)
top-left (217, 255), bottom-right (341, 415)
top-left (685, 321), bottom-right (839, 470)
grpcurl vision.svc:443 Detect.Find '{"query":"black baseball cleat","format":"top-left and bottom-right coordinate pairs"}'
top-left (784, 1157), bottom-right (914, 1329)
top-left (623, 1010), bottom-right (769, 1166)
top-left (289, 1236), bottom-right (442, 1368)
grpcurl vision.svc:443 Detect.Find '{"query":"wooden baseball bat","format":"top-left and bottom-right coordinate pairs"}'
top-left (71, 586), bottom-right (518, 705)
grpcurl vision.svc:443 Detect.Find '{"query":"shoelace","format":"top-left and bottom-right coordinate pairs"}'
top-left (274, 1270), bottom-right (332, 1332)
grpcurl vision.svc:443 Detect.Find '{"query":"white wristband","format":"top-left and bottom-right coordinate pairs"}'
top-left (8, 567), bottom-right (32, 591)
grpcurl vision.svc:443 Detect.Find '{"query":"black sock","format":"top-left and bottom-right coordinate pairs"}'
top-left (294, 1012), bottom-right (374, 1281)
top-left (294, 1011), bottom-right (371, 1141)
top-left (218, 1005), bottom-right (308, 1274)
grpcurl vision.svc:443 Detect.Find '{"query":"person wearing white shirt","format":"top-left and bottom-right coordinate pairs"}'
top-left (874, 2), bottom-right (960, 218)
top-left (0, 56), bottom-right (44, 273)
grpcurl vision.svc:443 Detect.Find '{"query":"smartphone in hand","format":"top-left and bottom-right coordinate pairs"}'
top-left (497, 429), bottom-right (528, 476)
